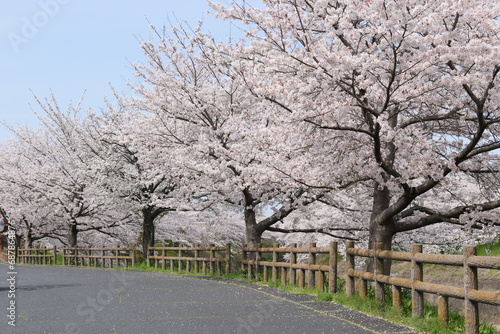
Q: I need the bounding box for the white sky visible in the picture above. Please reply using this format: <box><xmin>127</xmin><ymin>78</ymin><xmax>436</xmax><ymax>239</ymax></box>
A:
<box><xmin>0</xmin><ymin>0</ymin><xmax>246</xmax><ymax>141</ymax></box>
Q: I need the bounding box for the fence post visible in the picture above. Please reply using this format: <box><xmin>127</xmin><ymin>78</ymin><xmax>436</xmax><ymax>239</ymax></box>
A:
<box><xmin>187</xmin><ymin>253</ymin><xmax>191</xmax><ymax>273</ymax></box>
<box><xmin>438</xmin><ymin>295</ymin><xmax>449</xmax><ymax>326</ymax></box>
<box><xmin>179</xmin><ymin>245</ymin><xmax>185</xmax><ymax>273</ymax></box>
<box><xmin>155</xmin><ymin>247</ymin><xmax>159</xmax><ymax>269</ymax></box>
<box><xmin>308</xmin><ymin>242</ymin><xmax>316</xmax><ymax>289</ymax></box>
<box><xmin>289</xmin><ymin>243</ymin><xmax>297</xmax><ymax>285</ymax></box>
<box><xmin>374</xmin><ymin>242</ymin><xmax>385</xmax><ymax>305</ymax></box>
<box><xmin>355</xmin><ymin>240</ymin><xmax>367</xmax><ymax>298</ymax></box>
<box><xmin>202</xmin><ymin>257</ymin><xmax>207</xmax><ymax>275</ymax></box>
<box><xmin>53</xmin><ymin>246</ymin><xmax>57</xmax><ymax>265</ymax></box>
<box><xmin>278</xmin><ymin>245</ymin><xmax>286</xmax><ymax>284</ymax></box>
<box><xmin>225</xmin><ymin>243</ymin><xmax>231</xmax><ymax>274</ymax></box>
<box><xmin>411</xmin><ymin>244</ymin><xmax>424</xmax><ymax>318</ymax></box>
<box><xmin>298</xmin><ymin>267</ymin><xmax>305</xmax><ymax>288</ymax></box>
<box><xmin>464</xmin><ymin>245</ymin><xmax>479</xmax><ymax>334</ymax></box>
<box><xmin>101</xmin><ymin>248</ymin><xmax>105</xmax><ymax>268</ymax></box>
<box><xmin>317</xmin><ymin>270</ymin><xmax>325</xmax><ymax>292</ymax></box>
<box><xmin>161</xmin><ymin>246</ymin><xmax>166</xmax><ymax>270</ymax></box>
<box><xmin>171</xmin><ymin>247</ymin><xmax>175</xmax><ymax>271</ymax></box>
<box><xmin>281</xmin><ymin>266</ymin><xmax>287</xmax><ymax>286</ymax></box>
<box><xmin>253</xmin><ymin>243</ymin><xmax>261</xmax><ymax>281</ymax></box>
<box><xmin>121</xmin><ymin>249</ymin><xmax>125</xmax><ymax>267</ymax></box>
<box><xmin>263</xmin><ymin>265</ymin><xmax>268</xmax><ymax>281</ymax></box>
<box><xmin>131</xmin><ymin>248</ymin><xmax>135</xmax><ymax>267</ymax></box>
<box><xmin>62</xmin><ymin>248</ymin><xmax>66</xmax><ymax>266</ymax></box>
<box><xmin>241</xmin><ymin>244</ymin><xmax>247</xmax><ymax>272</ymax></box>
<box><xmin>346</xmin><ymin>241</ymin><xmax>355</xmax><ymax>297</ymax></box>
<box><xmin>209</xmin><ymin>244</ymin><xmax>215</xmax><ymax>274</ymax></box>
<box><xmin>359</xmin><ymin>276</ymin><xmax>368</xmax><ymax>298</ymax></box>
<box><xmin>392</xmin><ymin>285</ymin><xmax>402</xmax><ymax>311</ymax></box>
<box><xmin>194</xmin><ymin>244</ymin><xmax>200</xmax><ymax>273</ymax></box>
<box><xmin>245</xmin><ymin>244</ymin><xmax>252</xmax><ymax>279</ymax></box>
<box><xmin>329</xmin><ymin>241</ymin><xmax>338</xmax><ymax>293</ymax></box>
<box><xmin>109</xmin><ymin>250</ymin><xmax>113</xmax><ymax>268</ymax></box>
<box><xmin>272</xmin><ymin>243</ymin><xmax>279</xmax><ymax>282</ymax></box>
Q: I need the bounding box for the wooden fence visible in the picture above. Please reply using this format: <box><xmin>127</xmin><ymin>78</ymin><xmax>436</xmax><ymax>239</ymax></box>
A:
<box><xmin>147</xmin><ymin>244</ymin><xmax>231</xmax><ymax>275</ymax></box>
<box><xmin>62</xmin><ymin>247</ymin><xmax>135</xmax><ymax>268</ymax></box>
<box><xmin>17</xmin><ymin>246</ymin><xmax>57</xmax><ymax>265</ymax></box>
<box><xmin>242</xmin><ymin>242</ymin><xmax>338</xmax><ymax>293</ymax></box>
<box><xmin>345</xmin><ymin>241</ymin><xmax>500</xmax><ymax>334</ymax></box>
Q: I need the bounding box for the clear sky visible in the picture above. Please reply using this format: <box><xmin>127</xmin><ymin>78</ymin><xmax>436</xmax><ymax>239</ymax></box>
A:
<box><xmin>0</xmin><ymin>0</ymin><xmax>242</xmax><ymax>141</ymax></box>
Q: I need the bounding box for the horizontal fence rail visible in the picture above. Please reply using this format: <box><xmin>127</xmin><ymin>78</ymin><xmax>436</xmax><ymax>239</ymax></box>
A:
<box><xmin>242</xmin><ymin>242</ymin><xmax>338</xmax><ymax>293</ymax></box>
<box><xmin>17</xmin><ymin>246</ymin><xmax>57</xmax><ymax>265</ymax></box>
<box><xmin>62</xmin><ymin>247</ymin><xmax>135</xmax><ymax>268</ymax></box>
<box><xmin>345</xmin><ymin>241</ymin><xmax>500</xmax><ymax>334</ymax></box>
<box><xmin>147</xmin><ymin>243</ymin><xmax>231</xmax><ymax>275</ymax></box>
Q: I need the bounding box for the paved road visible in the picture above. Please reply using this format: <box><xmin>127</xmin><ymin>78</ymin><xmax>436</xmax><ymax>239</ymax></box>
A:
<box><xmin>0</xmin><ymin>263</ymin><xmax>419</xmax><ymax>334</ymax></box>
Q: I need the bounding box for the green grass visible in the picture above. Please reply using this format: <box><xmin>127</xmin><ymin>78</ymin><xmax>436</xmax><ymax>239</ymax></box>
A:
<box><xmin>477</xmin><ymin>240</ymin><xmax>500</xmax><ymax>256</ymax></box>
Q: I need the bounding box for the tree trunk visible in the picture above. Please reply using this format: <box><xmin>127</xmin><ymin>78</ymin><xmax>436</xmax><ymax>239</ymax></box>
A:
<box><xmin>244</xmin><ymin>207</ymin><xmax>262</xmax><ymax>247</ymax></box>
<box><xmin>142</xmin><ymin>207</ymin><xmax>156</xmax><ymax>257</ymax></box>
<box><xmin>15</xmin><ymin>234</ymin><xmax>22</xmax><ymax>262</ymax></box>
<box><xmin>368</xmin><ymin>184</ymin><xmax>396</xmax><ymax>275</ymax></box>
<box><xmin>141</xmin><ymin>206</ymin><xmax>167</xmax><ymax>256</ymax></box>
<box><xmin>24</xmin><ymin>231</ymin><xmax>33</xmax><ymax>248</ymax></box>
<box><xmin>367</xmin><ymin>111</ymin><xmax>399</xmax><ymax>256</ymax></box>
<box><xmin>67</xmin><ymin>221</ymin><xmax>78</xmax><ymax>248</ymax></box>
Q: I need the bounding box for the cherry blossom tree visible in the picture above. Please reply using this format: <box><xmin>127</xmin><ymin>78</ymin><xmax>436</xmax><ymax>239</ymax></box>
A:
<box><xmin>130</xmin><ymin>22</ymin><xmax>327</xmax><ymax>247</ymax></box>
<box><xmin>0</xmin><ymin>96</ymin><xmax>131</xmax><ymax>247</ymax></box>
<box><xmin>79</xmin><ymin>102</ymin><xmax>188</xmax><ymax>255</ymax></box>
<box><xmin>211</xmin><ymin>0</ymin><xmax>500</xmax><ymax>253</ymax></box>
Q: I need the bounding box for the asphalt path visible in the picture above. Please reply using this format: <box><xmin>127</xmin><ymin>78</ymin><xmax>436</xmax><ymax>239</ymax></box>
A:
<box><xmin>0</xmin><ymin>263</ymin><xmax>420</xmax><ymax>334</ymax></box>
